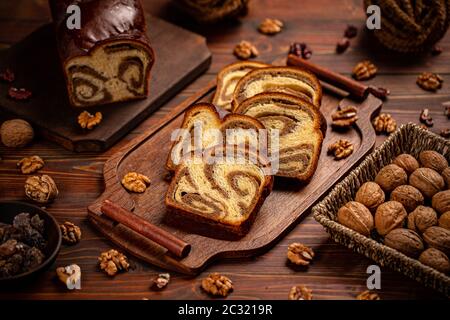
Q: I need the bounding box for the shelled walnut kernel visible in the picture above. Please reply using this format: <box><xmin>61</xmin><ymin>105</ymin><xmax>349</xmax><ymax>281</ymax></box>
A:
<box><xmin>416</xmin><ymin>72</ymin><xmax>443</xmax><ymax>91</ymax></box>
<box><xmin>98</xmin><ymin>249</ymin><xmax>130</xmax><ymax>276</ymax></box>
<box><xmin>287</xmin><ymin>243</ymin><xmax>314</xmax><ymax>266</ymax></box>
<box><xmin>288</xmin><ymin>285</ymin><xmax>312</xmax><ymax>300</ymax></box>
<box><xmin>372</xmin><ymin>113</ymin><xmax>397</xmax><ymax>135</ymax></box>
<box><xmin>60</xmin><ymin>221</ymin><xmax>82</xmax><ymax>245</ymax></box>
<box><xmin>233</xmin><ymin>41</ymin><xmax>259</xmax><ymax>60</ymax></box>
<box><xmin>78</xmin><ymin>111</ymin><xmax>102</xmax><ymax>130</ymax></box>
<box><xmin>17</xmin><ymin>156</ymin><xmax>44</xmax><ymax>174</ymax></box>
<box><xmin>331</xmin><ymin>106</ymin><xmax>358</xmax><ymax>128</ymax></box>
<box><xmin>121</xmin><ymin>172</ymin><xmax>151</xmax><ymax>193</ymax></box>
<box><xmin>352</xmin><ymin>60</ymin><xmax>377</xmax><ymax>80</ymax></box>
<box><xmin>327</xmin><ymin>139</ymin><xmax>353</xmax><ymax>160</ymax></box>
<box><xmin>201</xmin><ymin>273</ymin><xmax>233</xmax><ymax>297</ymax></box>
<box><xmin>356</xmin><ymin>290</ymin><xmax>380</xmax><ymax>300</ymax></box>
<box><xmin>258</xmin><ymin>18</ymin><xmax>283</xmax><ymax>35</ymax></box>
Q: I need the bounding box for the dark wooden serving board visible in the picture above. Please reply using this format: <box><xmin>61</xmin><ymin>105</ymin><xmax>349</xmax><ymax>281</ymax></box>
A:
<box><xmin>87</xmin><ymin>80</ymin><xmax>383</xmax><ymax>275</ymax></box>
<box><xmin>0</xmin><ymin>16</ymin><xmax>211</xmax><ymax>152</ymax></box>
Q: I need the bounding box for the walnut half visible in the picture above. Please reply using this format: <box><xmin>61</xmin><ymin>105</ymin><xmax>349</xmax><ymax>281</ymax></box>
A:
<box><xmin>98</xmin><ymin>249</ymin><xmax>130</xmax><ymax>276</ymax></box>
<box><xmin>201</xmin><ymin>273</ymin><xmax>233</xmax><ymax>297</ymax></box>
<box><xmin>17</xmin><ymin>155</ymin><xmax>44</xmax><ymax>174</ymax></box>
<box><xmin>121</xmin><ymin>172</ymin><xmax>151</xmax><ymax>193</ymax></box>
<box><xmin>78</xmin><ymin>111</ymin><xmax>102</xmax><ymax>130</ymax></box>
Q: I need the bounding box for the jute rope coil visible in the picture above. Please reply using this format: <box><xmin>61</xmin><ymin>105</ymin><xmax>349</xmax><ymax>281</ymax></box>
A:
<box><xmin>364</xmin><ymin>0</ymin><xmax>450</xmax><ymax>53</ymax></box>
<box><xmin>173</xmin><ymin>0</ymin><xmax>249</xmax><ymax>23</ymax></box>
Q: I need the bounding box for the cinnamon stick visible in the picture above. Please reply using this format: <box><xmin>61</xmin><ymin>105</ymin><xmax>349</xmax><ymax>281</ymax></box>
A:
<box><xmin>100</xmin><ymin>200</ymin><xmax>191</xmax><ymax>258</ymax></box>
<box><xmin>287</xmin><ymin>54</ymin><xmax>389</xmax><ymax>100</ymax></box>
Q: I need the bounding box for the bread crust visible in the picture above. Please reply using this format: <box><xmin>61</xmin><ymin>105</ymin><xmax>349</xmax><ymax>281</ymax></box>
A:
<box><xmin>231</xmin><ymin>66</ymin><xmax>322</xmax><ymax>110</ymax></box>
<box><xmin>234</xmin><ymin>92</ymin><xmax>324</xmax><ymax>182</ymax></box>
<box><xmin>165</xmin><ymin>145</ymin><xmax>274</xmax><ymax>238</ymax></box>
<box><xmin>213</xmin><ymin>61</ymin><xmax>269</xmax><ymax>111</ymax></box>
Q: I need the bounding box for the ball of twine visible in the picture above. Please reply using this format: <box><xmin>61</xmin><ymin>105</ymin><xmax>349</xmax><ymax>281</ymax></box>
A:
<box><xmin>173</xmin><ymin>0</ymin><xmax>249</xmax><ymax>23</ymax></box>
<box><xmin>364</xmin><ymin>0</ymin><xmax>450</xmax><ymax>53</ymax></box>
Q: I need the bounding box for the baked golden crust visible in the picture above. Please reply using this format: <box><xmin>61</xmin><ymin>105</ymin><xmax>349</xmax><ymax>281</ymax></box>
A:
<box><xmin>165</xmin><ymin>145</ymin><xmax>273</xmax><ymax>238</ymax></box>
<box><xmin>165</xmin><ymin>103</ymin><xmax>265</xmax><ymax>172</ymax></box>
<box><xmin>234</xmin><ymin>92</ymin><xmax>324</xmax><ymax>182</ymax></box>
<box><xmin>212</xmin><ymin>61</ymin><xmax>268</xmax><ymax>111</ymax></box>
<box><xmin>232</xmin><ymin>66</ymin><xmax>322</xmax><ymax>109</ymax></box>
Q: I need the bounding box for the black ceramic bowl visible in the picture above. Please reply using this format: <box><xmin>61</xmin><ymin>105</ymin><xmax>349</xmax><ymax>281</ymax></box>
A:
<box><xmin>0</xmin><ymin>201</ymin><xmax>61</xmax><ymax>286</ymax></box>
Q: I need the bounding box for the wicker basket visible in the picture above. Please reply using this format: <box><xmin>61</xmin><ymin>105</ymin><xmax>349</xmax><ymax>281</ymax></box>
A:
<box><xmin>312</xmin><ymin>123</ymin><xmax>450</xmax><ymax>297</ymax></box>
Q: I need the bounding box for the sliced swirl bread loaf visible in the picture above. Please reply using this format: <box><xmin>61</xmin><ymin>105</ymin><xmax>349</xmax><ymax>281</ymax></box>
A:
<box><xmin>234</xmin><ymin>93</ymin><xmax>325</xmax><ymax>182</ymax></box>
<box><xmin>212</xmin><ymin>61</ymin><xmax>268</xmax><ymax>111</ymax></box>
<box><xmin>166</xmin><ymin>103</ymin><xmax>266</xmax><ymax>172</ymax></box>
<box><xmin>165</xmin><ymin>145</ymin><xmax>273</xmax><ymax>237</ymax></box>
<box><xmin>232</xmin><ymin>66</ymin><xmax>322</xmax><ymax>109</ymax></box>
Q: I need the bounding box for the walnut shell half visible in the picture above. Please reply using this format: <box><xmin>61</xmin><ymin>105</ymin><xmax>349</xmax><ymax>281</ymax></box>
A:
<box><xmin>375</xmin><ymin>164</ymin><xmax>407</xmax><ymax>192</ymax></box>
<box><xmin>419</xmin><ymin>248</ymin><xmax>450</xmax><ymax>274</ymax></box>
<box><xmin>384</xmin><ymin>228</ymin><xmax>424</xmax><ymax>258</ymax></box>
<box><xmin>355</xmin><ymin>182</ymin><xmax>385</xmax><ymax>211</ymax></box>
<box><xmin>431</xmin><ymin>190</ymin><xmax>450</xmax><ymax>215</ymax></box>
<box><xmin>375</xmin><ymin>201</ymin><xmax>407</xmax><ymax>236</ymax></box>
<box><xmin>337</xmin><ymin>201</ymin><xmax>374</xmax><ymax>236</ymax></box>
<box><xmin>409</xmin><ymin>168</ymin><xmax>445</xmax><ymax>199</ymax></box>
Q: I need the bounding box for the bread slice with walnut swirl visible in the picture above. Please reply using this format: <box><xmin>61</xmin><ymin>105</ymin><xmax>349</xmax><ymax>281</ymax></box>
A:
<box><xmin>165</xmin><ymin>103</ymin><xmax>266</xmax><ymax>172</ymax></box>
<box><xmin>212</xmin><ymin>61</ymin><xmax>268</xmax><ymax>111</ymax></box>
<box><xmin>165</xmin><ymin>145</ymin><xmax>273</xmax><ymax>237</ymax></box>
<box><xmin>234</xmin><ymin>93</ymin><xmax>325</xmax><ymax>182</ymax></box>
<box><xmin>232</xmin><ymin>66</ymin><xmax>322</xmax><ymax>109</ymax></box>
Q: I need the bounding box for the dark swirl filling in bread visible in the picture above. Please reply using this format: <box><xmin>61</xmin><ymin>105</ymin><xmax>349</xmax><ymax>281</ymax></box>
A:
<box><xmin>234</xmin><ymin>93</ymin><xmax>325</xmax><ymax>181</ymax></box>
<box><xmin>165</xmin><ymin>145</ymin><xmax>273</xmax><ymax>237</ymax></box>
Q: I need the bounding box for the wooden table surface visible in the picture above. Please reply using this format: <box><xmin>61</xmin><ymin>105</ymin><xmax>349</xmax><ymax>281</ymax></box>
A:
<box><xmin>0</xmin><ymin>0</ymin><xmax>449</xmax><ymax>300</ymax></box>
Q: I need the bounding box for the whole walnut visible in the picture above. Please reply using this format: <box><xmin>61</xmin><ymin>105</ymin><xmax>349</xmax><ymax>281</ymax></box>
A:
<box><xmin>431</xmin><ymin>190</ymin><xmax>450</xmax><ymax>214</ymax></box>
<box><xmin>0</xmin><ymin>119</ymin><xmax>34</xmax><ymax>148</ymax></box>
<box><xmin>439</xmin><ymin>211</ymin><xmax>450</xmax><ymax>230</ymax></box>
<box><xmin>337</xmin><ymin>201</ymin><xmax>374</xmax><ymax>236</ymax></box>
<box><xmin>419</xmin><ymin>248</ymin><xmax>450</xmax><ymax>274</ymax></box>
<box><xmin>375</xmin><ymin>201</ymin><xmax>407</xmax><ymax>236</ymax></box>
<box><xmin>442</xmin><ymin>167</ymin><xmax>450</xmax><ymax>188</ymax></box>
<box><xmin>392</xmin><ymin>154</ymin><xmax>419</xmax><ymax>175</ymax></box>
<box><xmin>407</xmin><ymin>206</ymin><xmax>438</xmax><ymax>233</ymax></box>
<box><xmin>384</xmin><ymin>228</ymin><xmax>424</xmax><ymax>258</ymax></box>
<box><xmin>419</xmin><ymin>150</ymin><xmax>448</xmax><ymax>172</ymax></box>
<box><xmin>390</xmin><ymin>185</ymin><xmax>424</xmax><ymax>212</ymax></box>
<box><xmin>375</xmin><ymin>164</ymin><xmax>407</xmax><ymax>192</ymax></box>
<box><xmin>355</xmin><ymin>182</ymin><xmax>385</xmax><ymax>211</ymax></box>
<box><xmin>422</xmin><ymin>226</ymin><xmax>450</xmax><ymax>255</ymax></box>
<box><xmin>409</xmin><ymin>168</ymin><xmax>445</xmax><ymax>198</ymax></box>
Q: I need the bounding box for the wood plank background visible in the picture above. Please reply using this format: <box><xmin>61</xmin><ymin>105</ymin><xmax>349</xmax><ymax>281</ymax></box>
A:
<box><xmin>0</xmin><ymin>0</ymin><xmax>449</xmax><ymax>300</ymax></box>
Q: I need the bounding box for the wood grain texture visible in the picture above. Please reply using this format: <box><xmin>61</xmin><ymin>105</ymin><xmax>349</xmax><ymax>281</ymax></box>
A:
<box><xmin>87</xmin><ymin>83</ymin><xmax>382</xmax><ymax>274</ymax></box>
<box><xmin>0</xmin><ymin>15</ymin><xmax>211</xmax><ymax>152</ymax></box>
<box><xmin>0</xmin><ymin>0</ymin><xmax>449</xmax><ymax>300</ymax></box>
